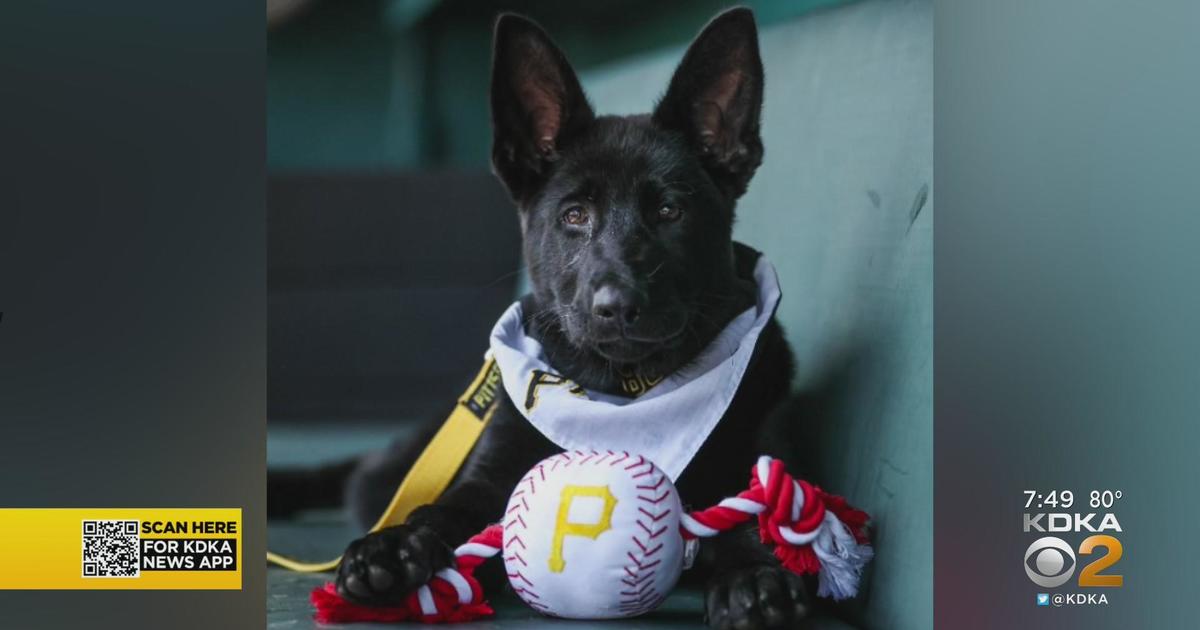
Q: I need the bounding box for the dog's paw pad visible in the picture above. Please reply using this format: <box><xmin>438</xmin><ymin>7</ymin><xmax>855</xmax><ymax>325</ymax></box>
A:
<box><xmin>334</xmin><ymin>524</ymin><xmax>453</xmax><ymax>606</ymax></box>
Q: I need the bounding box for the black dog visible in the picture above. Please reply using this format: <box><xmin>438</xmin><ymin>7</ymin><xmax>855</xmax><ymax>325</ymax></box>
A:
<box><xmin>272</xmin><ymin>9</ymin><xmax>810</xmax><ymax>629</ymax></box>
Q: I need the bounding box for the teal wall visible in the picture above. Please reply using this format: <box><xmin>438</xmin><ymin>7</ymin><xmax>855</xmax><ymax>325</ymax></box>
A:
<box><xmin>267</xmin><ymin>0</ymin><xmax>852</xmax><ymax>171</ymax></box>
<box><xmin>268</xmin><ymin>1</ymin><xmax>427</xmax><ymax>170</ymax></box>
<box><xmin>582</xmin><ymin>2</ymin><xmax>932</xmax><ymax>628</ymax></box>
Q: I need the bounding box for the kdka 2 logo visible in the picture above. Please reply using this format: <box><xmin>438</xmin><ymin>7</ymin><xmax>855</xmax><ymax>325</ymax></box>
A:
<box><xmin>1022</xmin><ymin>490</ymin><xmax>1124</xmax><ymax>592</ymax></box>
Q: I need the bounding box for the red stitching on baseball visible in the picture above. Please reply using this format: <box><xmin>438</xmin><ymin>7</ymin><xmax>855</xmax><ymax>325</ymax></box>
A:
<box><xmin>621</xmin><ymin>573</ymin><xmax>653</xmax><ymax>587</ymax></box>
<box><xmin>637</xmin><ymin>490</ymin><xmax>671</xmax><ymax>504</ymax></box>
<box><xmin>624</xmin><ymin>588</ymin><xmax>658</xmax><ymax>603</ymax></box>
<box><xmin>637</xmin><ymin>589</ymin><xmax>659</xmax><ymax>603</ymax></box>
<box><xmin>623</xmin><ymin>589</ymin><xmax>659</xmax><ymax>605</ymax></box>
<box><xmin>636</xmin><ymin>476</ymin><xmax>666</xmax><ymax>491</ymax></box>
<box><xmin>624</xmin><ymin>552</ymin><xmax>662</xmax><ymax>571</ymax></box>
<box><xmin>609</xmin><ymin>452</ymin><xmax>629</xmax><ymax>467</ymax></box>
<box><xmin>613</xmin><ymin>459</ymin><xmax>669</xmax><ymax>616</ymax></box>
<box><xmin>633</xmin><ymin>590</ymin><xmax>672</xmax><ymax>609</ymax></box>
<box><xmin>631</xmin><ymin>537</ymin><xmax>663</xmax><ymax>557</ymax></box>
<box><xmin>638</xmin><ymin>507</ymin><xmax>671</xmax><ymax>522</ymax></box>
<box><xmin>508</xmin><ymin>570</ymin><xmax>534</xmax><ymax>587</ymax></box>
<box><xmin>619</xmin><ymin>581</ymin><xmax>654</xmax><ymax>597</ymax></box>
<box><xmin>504</xmin><ymin>463</ymin><xmax>542</xmax><ymax>606</ymax></box>
<box><xmin>618</xmin><ymin>594</ymin><xmax>658</xmax><ymax>610</ymax></box>
<box><xmin>514</xmin><ymin>587</ymin><xmax>543</xmax><ymax>601</ymax></box>
<box><xmin>636</xmin><ymin>521</ymin><xmax>669</xmax><ymax>539</ymax></box>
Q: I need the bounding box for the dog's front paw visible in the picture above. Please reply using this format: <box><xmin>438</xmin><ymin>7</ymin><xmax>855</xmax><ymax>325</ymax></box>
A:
<box><xmin>335</xmin><ymin>524</ymin><xmax>455</xmax><ymax>606</ymax></box>
<box><xmin>705</xmin><ymin>565</ymin><xmax>811</xmax><ymax>630</ymax></box>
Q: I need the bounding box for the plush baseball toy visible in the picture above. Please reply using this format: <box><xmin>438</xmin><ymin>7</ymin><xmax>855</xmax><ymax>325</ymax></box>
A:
<box><xmin>311</xmin><ymin>451</ymin><xmax>872</xmax><ymax>624</ymax></box>
<box><xmin>501</xmin><ymin>451</ymin><xmax>688</xmax><ymax>618</ymax></box>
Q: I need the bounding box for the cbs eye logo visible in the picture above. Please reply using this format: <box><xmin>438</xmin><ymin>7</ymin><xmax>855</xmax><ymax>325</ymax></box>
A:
<box><xmin>1024</xmin><ymin>537</ymin><xmax>1075</xmax><ymax>587</ymax></box>
<box><xmin>1024</xmin><ymin>535</ymin><xmax>1123</xmax><ymax>588</ymax></box>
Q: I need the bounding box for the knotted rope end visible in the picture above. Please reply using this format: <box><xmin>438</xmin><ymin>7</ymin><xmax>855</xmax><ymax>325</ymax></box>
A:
<box><xmin>682</xmin><ymin>456</ymin><xmax>874</xmax><ymax>601</ymax></box>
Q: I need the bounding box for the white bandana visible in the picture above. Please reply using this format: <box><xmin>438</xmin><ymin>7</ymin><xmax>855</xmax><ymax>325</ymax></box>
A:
<box><xmin>488</xmin><ymin>255</ymin><xmax>782</xmax><ymax>480</ymax></box>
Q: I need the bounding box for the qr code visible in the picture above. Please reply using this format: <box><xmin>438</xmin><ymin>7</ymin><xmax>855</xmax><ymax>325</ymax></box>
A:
<box><xmin>82</xmin><ymin>520</ymin><xmax>140</xmax><ymax>577</ymax></box>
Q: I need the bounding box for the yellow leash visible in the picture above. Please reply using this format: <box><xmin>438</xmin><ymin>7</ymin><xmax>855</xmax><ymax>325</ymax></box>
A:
<box><xmin>266</xmin><ymin>356</ymin><xmax>503</xmax><ymax>572</ymax></box>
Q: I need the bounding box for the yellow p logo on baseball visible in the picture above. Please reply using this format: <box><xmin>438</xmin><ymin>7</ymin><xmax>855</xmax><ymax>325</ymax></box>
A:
<box><xmin>548</xmin><ymin>485</ymin><xmax>617</xmax><ymax>573</ymax></box>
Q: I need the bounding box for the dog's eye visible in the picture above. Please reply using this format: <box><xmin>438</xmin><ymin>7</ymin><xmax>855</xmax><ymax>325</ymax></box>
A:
<box><xmin>561</xmin><ymin>206</ymin><xmax>590</xmax><ymax>226</ymax></box>
<box><xmin>657</xmin><ymin>204</ymin><xmax>683</xmax><ymax>222</ymax></box>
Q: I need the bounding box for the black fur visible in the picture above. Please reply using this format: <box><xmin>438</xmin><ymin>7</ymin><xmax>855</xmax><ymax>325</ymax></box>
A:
<box><xmin>272</xmin><ymin>9</ymin><xmax>809</xmax><ymax>629</ymax></box>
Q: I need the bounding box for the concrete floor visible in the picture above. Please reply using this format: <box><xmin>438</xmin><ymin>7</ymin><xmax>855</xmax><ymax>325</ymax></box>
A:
<box><xmin>267</xmin><ymin>424</ymin><xmax>857</xmax><ymax>629</ymax></box>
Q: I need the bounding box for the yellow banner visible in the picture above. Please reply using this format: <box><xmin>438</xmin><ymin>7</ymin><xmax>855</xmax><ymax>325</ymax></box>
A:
<box><xmin>0</xmin><ymin>508</ymin><xmax>242</xmax><ymax>589</ymax></box>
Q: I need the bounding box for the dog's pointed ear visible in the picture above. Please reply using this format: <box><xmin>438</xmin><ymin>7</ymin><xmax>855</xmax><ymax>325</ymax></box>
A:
<box><xmin>654</xmin><ymin>8</ymin><xmax>764</xmax><ymax>199</ymax></box>
<box><xmin>490</xmin><ymin>14</ymin><xmax>594</xmax><ymax>202</ymax></box>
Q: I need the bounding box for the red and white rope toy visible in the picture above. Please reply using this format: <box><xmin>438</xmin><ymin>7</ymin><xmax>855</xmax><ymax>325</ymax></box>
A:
<box><xmin>311</xmin><ymin>453</ymin><xmax>872</xmax><ymax>624</ymax></box>
<box><xmin>681</xmin><ymin>455</ymin><xmax>873</xmax><ymax>600</ymax></box>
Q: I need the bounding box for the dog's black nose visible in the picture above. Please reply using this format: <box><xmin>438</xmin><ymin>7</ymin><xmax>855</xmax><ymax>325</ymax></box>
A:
<box><xmin>592</xmin><ymin>285</ymin><xmax>642</xmax><ymax>326</ymax></box>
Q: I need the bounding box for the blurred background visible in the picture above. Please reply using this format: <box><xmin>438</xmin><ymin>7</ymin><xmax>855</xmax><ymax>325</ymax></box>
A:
<box><xmin>267</xmin><ymin>1</ymin><xmax>930</xmax><ymax>628</ymax></box>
